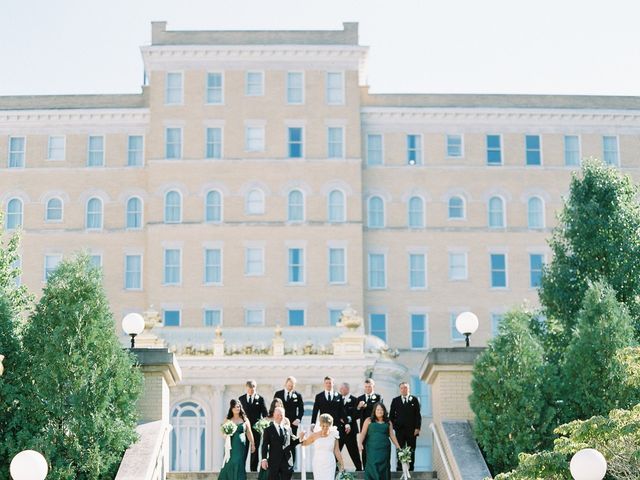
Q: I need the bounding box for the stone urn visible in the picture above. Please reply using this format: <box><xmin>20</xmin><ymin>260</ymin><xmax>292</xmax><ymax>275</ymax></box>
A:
<box><xmin>338</xmin><ymin>306</ymin><xmax>363</xmax><ymax>332</ymax></box>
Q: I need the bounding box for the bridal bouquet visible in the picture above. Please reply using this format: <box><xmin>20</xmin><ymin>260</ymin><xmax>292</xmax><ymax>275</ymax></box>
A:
<box><xmin>335</xmin><ymin>472</ymin><xmax>355</xmax><ymax>480</ymax></box>
<box><xmin>254</xmin><ymin>417</ymin><xmax>271</xmax><ymax>434</ymax></box>
<box><xmin>398</xmin><ymin>446</ymin><xmax>412</xmax><ymax>479</ymax></box>
<box><xmin>220</xmin><ymin>420</ymin><xmax>237</xmax><ymax>436</ymax></box>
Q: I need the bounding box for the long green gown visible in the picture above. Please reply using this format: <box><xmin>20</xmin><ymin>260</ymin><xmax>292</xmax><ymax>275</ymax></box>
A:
<box><xmin>218</xmin><ymin>422</ymin><xmax>247</xmax><ymax>480</ymax></box>
<box><xmin>364</xmin><ymin>421</ymin><xmax>391</xmax><ymax>480</ymax></box>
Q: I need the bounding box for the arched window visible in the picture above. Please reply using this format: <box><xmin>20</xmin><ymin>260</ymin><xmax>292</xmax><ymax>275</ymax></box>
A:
<box><xmin>327</xmin><ymin>190</ymin><xmax>345</xmax><ymax>223</ymax></box>
<box><xmin>488</xmin><ymin>196</ymin><xmax>505</xmax><ymax>228</ymax></box>
<box><xmin>45</xmin><ymin>198</ymin><xmax>63</xmax><ymax>221</ymax></box>
<box><xmin>448</xmin><ymin>196</ymin><xmax>465</xmax><ymax>219</ymax></box>
<box><xmin>287</xmin><ymin>190</ymin><xmax>304</xmax><ymax>222</ymax></box>
<box><xmin>527</xmin><ymin>197</ymin><xmax>545</xmax><ymax>229</ymax></box>
<box><xmin>246</xmin><ymin>189</ymin><xmax>265</xmax><ymax>215</ymax></box>
<box><xmin>408</xmin><ymin>196</ymin><xmax>425</xmax><ymax>228</ymax></box>
<box><xmin>205</xmin><ymin>190</ymin><xmax>222</xmax><ymax>223</ymax></box>
<box><xmin>86</xmin><ymin>197</ymin><xmax>103</xmax><ymax>230</ymax></box>
<box><xmin>6</xmin><ymin>198</ymin><xmax>23</xmax><ymax>230</ymax></box>
<box><xmin>126</xmin><ymin>197</ymin><xmax>143</xmax><ymax>229</ymax></box>
<box><xmin>164</xmin><ymin>190</ymin><xmax>181</xmax><ymax>223</ymax></box>
<box><xmin>170</xmin><ymin>401</ymin><xmax>206</xmax><ymax>472</ymax></box>
<box><xmin>367</xmin><ymin>196</ymin><xmax>385</xmax><ymax>228</ymax></box>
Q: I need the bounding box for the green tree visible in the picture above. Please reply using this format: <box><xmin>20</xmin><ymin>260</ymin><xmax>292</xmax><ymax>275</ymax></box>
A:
<box><xmin>0</xmin><ymin>212</ymin><xmax>34</xmax><ymax>313</ymax></box>
<box><xmin>561</xmin><ymin>281</ymin><xmax>639</xmax><ymax>422</ymax></box>
<box><xmin>470</xmin><ymin>309</ymin><xmax>557</xmax><ymax>474</ymax></box>
<box><xmin>18</xmin><ymin>255</ymin><xmax>143</xmax><ymax>480</ymax></box>
<box><xmin>539</xmin><ymin>159</ymin><xmax>640</xmax><ymax>339</ymax></box>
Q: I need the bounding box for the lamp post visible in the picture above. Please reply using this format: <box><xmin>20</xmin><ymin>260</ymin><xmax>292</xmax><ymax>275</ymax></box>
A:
<box><xmin>122</xmin><ymin>312</ymin><xmax>145</xmax><ymax>348</ymax></box>
<box><xmin>570</xmin><ymin>448</ymin><xmax>607</xmax><ymax>480</ymax></box>
<box><xmin>10</xmin><ymin>450</ymin><xmax>48</xmax><ymax>480</ymax></box>
<box><xmin>455</xmin><ymin>311</ymin><xmax>479</xmax><ymax>347</ymax></box>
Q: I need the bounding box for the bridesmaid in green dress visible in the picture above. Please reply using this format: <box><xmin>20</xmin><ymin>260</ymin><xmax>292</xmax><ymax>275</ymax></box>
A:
<box><xmin>359</xmin><ymin>403</ymin><xmax>401</xmax><ymax>480</ymax></box>
<box><xmin>219</xmin><ymin>399</ymin><xmax>255</xmax><ymax>480</ymax></box>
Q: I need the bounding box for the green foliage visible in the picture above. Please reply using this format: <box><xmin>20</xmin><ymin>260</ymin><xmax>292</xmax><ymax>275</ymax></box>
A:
<box><xmin>470</xmin><ymin>309</ymin><xmax>557</xmax><ymax>474</ymax></box>
<box><xmin>539</xmin><ymin>159</ymin><xmax>640</xmax><ymax>339</ymax></box>
<box><xmin>561</xmin><ymin>282</ymin><xmax>639</xmax><ymax>422</ymax></box>
<box><xmin>17</xmin><ymin>255</ymin><xmax>143</xmax><ymax>480</ymax></box>
<box><xmin>493</xmin><ymin>451</ymin><xmax>569</xmax><ymax>480</ymax></box>
<box><xmin>0</xmin><ymin>212</ymin><xmax>34</xmax><ymax>314</ymax></box>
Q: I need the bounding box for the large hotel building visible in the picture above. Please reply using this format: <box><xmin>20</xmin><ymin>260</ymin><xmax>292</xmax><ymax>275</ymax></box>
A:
<box><xmin>2</xmin><ymin>22</ymin><xmax>640</xmax><ymax>472</ymax></box>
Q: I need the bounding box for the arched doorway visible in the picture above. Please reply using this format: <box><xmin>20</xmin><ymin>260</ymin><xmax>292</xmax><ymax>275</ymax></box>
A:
<box><xmin>170</xmin><ymin>401</ymin><xmax>207</xmax><ymax>471</ymax></box>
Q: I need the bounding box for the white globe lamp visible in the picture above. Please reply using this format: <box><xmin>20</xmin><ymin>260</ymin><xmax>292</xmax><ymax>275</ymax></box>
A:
<box><xmin>570</xmin><ymin>448</ymin><xmax>607</xmax><ymax>480</ymax></box>
<box><xmin>122</xmin><ymin>312</ymin><xmax>145</xmax><ymax>348</ymax></box>
<box><xmin>10</xmin><ymin>450</ymin><xmax>48</xmax><ymax>480</ymax></box>
<box><xmin>455</xmin><ymin>311</ymin><xmax>479</xmax><ymax>347</ymax></box>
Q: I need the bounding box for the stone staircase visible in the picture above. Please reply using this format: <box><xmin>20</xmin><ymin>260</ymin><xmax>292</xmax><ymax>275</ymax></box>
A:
<box><xmin>168</xmin><ymin>472</ymin><xmax>436</xmax><ymax>480</ymax></box>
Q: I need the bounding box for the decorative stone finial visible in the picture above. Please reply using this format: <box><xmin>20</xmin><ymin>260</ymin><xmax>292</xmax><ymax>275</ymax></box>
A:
<box><xmin>142</xmin><ymin>306</ymin><xmax>161</xmax><ymax>330</ymax></box>
<box><xmin>338</xmin><ymin>305</ymin><xmax>363</xmax><ymax>331</ymax></box>
<box><xmin>215</xmin><ymin>325</ymin><xmax>223</xmax><ymax>338</ymax></box>
<box><xmin>274</xmin><ymin>323</ymin><xmax>282</xmax><ymax>338</ymax></box>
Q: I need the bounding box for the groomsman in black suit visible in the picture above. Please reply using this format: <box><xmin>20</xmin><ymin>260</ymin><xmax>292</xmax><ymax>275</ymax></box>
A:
<box><xmin>310</xmin><ymin>376</ymin><xmax>346</xmax><ymax>429</ymax></box>
<box><xmin>389</xmin><ymin>381</ymin><xmax>421</xmax><ymax>471</ymax></box>
<box><xmin>239</xmin><ymin>379</ymin><xmax>269</xmax><ymax>471</ymax></box>
<box><xmin>261</xmin><ymin>407</ymin><xmax>303</xmax><ymax>480</ymax></box>
<box><xmin>273</xmin><ymin>376</ymin><xmax>304</xmax><ymax>463</ymax></box>
<box><xmin>356</xmin><ymin>378</ymin><xmax>384</xmax><ymax>466</ymax></box>
<box><xmin>338</xmin><ymin>382</ymin><xmax>363</xmax><ymax>471</ymax></box>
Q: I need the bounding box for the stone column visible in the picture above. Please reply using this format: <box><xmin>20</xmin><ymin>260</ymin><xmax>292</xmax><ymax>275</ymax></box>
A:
<box><xmin>212</xmin><ymin>385</ymin><xmax>226</xmax><ymax>472</ymax></box>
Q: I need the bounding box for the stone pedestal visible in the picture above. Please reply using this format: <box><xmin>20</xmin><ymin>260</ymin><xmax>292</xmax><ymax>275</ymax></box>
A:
<box><xmin>272</xmin><ymin>337</ymin><xmax>285</xmax><ymax>356</ymax></box>
<box><xmin>332</xmin><ymin>332</ymin><xmax>365</xmax><ymax>356</ymax></box>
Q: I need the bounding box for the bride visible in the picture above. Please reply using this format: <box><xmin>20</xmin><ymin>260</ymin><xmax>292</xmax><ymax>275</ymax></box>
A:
<box><xmin>301</xmin><ymin>413</ymin><xmax>345</xmax><ymax>479</ymax></box>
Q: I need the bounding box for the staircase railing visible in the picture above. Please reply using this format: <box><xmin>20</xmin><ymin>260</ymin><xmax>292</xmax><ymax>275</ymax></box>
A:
<box><xmin>115</xmin><ymin>420</ymin><xmax>171</xmax><ymax>480</ymax></box>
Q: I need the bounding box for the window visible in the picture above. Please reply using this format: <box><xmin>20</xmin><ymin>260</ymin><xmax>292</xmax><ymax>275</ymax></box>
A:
<box><xmin>407</xmin><ymin>134</ymin><xmax>422</xmax><ymax>165</ymax></box>
<box><xmin>411</xmin><ymin>314</ymin><xmax>428</xmax><ymax>349</ymax></box>
<box><xmin>329</xmin><ymin>248</ymin><xmax>346</xmax><ymax>283</ymax></box>
<box><xmin>90</xmin><ymin>255</ymin><xmax>102</xmax><ymax>269</ymax></box>
<box><xmin>165</xmin><ymin>72</ymin><xmax>183</xmax><ymax>104</ymax></box>
<box><xmin>368</xmin><ymin>253</ymin><xmax>386</xmax><ymax>289</ymax></box>
<box><xmin>246</xmin><ymin>189</ymin><xmax>265</xmax><ymax>215</ymax></box>
<box><xmin>448</xmin><ymin>196</ymin><xmax>465</xmax><ymax>219</ymax></box>
<box><xmin>367</xmin><ymin>196</ymin><xmax>384</xmax><ymax>228</ymax></box>
<box><xmin>245</xmin><ymin>248</ymin><xmax>264</xmax><ymax>275</ymax></box>
<box><xmin>245</xmin><ymin>71</ymin><xmax>264</xmax><ymax>96</ymax></box>
<box><xmin>288</xmin><ymin>127</ymin><xmax>303</xmax><ymax>158</ymax></box>
<box><xmin>446</xmin><ymin>134</ymin><xmax>463</xmax><ymax>158</ymax></box>
<box><xmin>328</xmin><ymin>190</ymin><xmax>345</xmax><ymax>223</ymax></box>
<box><xmin>164</xmin><ymin>191</ymin><xmax>182</xmax><ymax>223</ymax></box>
<box><xmin>491</xmin><ymin>313</ymin><xmax>505</xmax><ymax>336</ymax></box>
<box><xmin>165</xmin><ymin>127</ymin><xmax>182</xmax><ymax>159</ymax></box>
<box><xmin>449</xmin><ymin>252</ymin><xmax>467</xmax><ymax>280</ymax></box>
<box><xmin>288</xmin><ymin>248</ymin><xmax>304</xmax><ymax>283</ymax></box>
<box><xmin>245</xmin><ymin>309</ymin><xmax>264</xmax><ymax>326</ymax></box>
<box><xmin>411</xmin><ymin>376</ymin><xmax>432</xmax><ymax>416</ymax></box>
<box><xmin>8</xmin><ymin>137</ymin><xmax>25</xmax><ymax>168</ymax></box>
<box><xmin>205</xmin><ymin>190</ymin><xmax>222</xmax><ymax>223</ymax></box>
<box><xmin>527</xmin><ymin>197</ymin><xmax>544</xmax><ymax>229</ymax></box>
<box><xmin>48</xmin><ymin>135</ymin><xmax>65</xmax><ymax>160</ymax></box>
<box><xmin>409</xmin><ymin>253</ymin><xmax>426</xmax><ymax>289</ymax></box>
<box><xmin>85</xmin><ymin>198</ymin><xmax>103</xmax><ymax>230</ymax></box>
<box><xmin>6</xmin><ymin>198</ymin><xmax>22</xmax><ymax>230</ymax></box>
<box><xmin>530</xmin><ymin>254</ymin><xmax>544</xmax><ymax>288</ymax></box>
<box><xmin>204</xmin><ymin>249</ymin><xmax>222</xmax><ymax>284</ymax></box>
<box><xmin>87</xmin><ymin>135</ymin><xmax>104</xmax><ymax>166</ymax></box>
<box><xmin>126</xmin><ymin>197</ymin><xmax>143</xmax><ymax>229</ymax></box>
<box><xmin>329</xmin><ymin>309</ymin><xmax>342</xmax><ymax>326</ymax></box>
<box><xmin>163</xmin><ymin>310</ymin><xmax>180</xmax><ymax>327</ymax></box>
<box><xmin>490</xmin><ymin>253</ymin><xmax>507</xmax><ymax>288</ymax></box>
<box><xmin>206</xmin><ymin>72</ymin><xmax>223</xmax><ymax>104</ymax></box>
<box><xmin>245</xmin><ymin>126</ymin><xmax>265</xmax><ymax>152</ymax></box>
<box><xmin>488</xmin><ymin>196</ymin><xmax>505</xmax><ymax>228</ymax></box>
<box><xmin>408</xmin><ymin>196</ymin><xmax>424</xmax><ymax>228</ymax></box>
<box><xmin>203</xmin><ymin>309</ymin><xmax>221</xmax><ymax>327</ymax></box>
<box><xmin>127</xmin><ymin>135</ymin><xmax>143</xmax><ymax>166</ymax></box>
<box><xmin>286</xmin><ymin>72</ymin><xmax>303</xmax><ymax>104</ymax></box>
<box><xmin>564</xmin><ymin>135</ymin><xmax>580</xmax><ymax>166</ymax></box>
<box><xmin>163</xmin><ymin>249</ymin><xmax>181</xmax><ymax>285</ymax></box>
<box><xmin>367</xmin><ymin>134</ymin><xmax>383</xmax><ymax>165</ymax></box>
<box><xmin>45</xmin><ymin>198</ymin><xmax>63</xmax><ymax>221</ymax></box>
<box><xmin>486</xmin><ymin>134</ymin><xmax>502</xmax><ymax>165</ymax></box>
<box><xmin>603</xmin><ymin>136</ymin><xmax>619</xmax><ymax>165</ymax></box>
<box><xmin>287</xmin><ymin>190</ymin><xmax>304</xmax><ymax>222</ymax></box>
<box><xmin>525</xmin><ymin>135</ymin><xmax>541</xmax><ymax>166</ymax></box>
<box><xmin>326</xmin><ymin>72</ymin><xmax>344</xmax><ymax>104</ymax></box>
<box><xmin>44</xmin><ymin>254</ymin><xmax>62</xmax><ymax>280</ymax></box>
<box><xmin>370</xmin><ymin>313</ymin><xmax>387</xmax><ymax>342</ymax></box>
<box><xmin>206</xmin><ymin>127</ymin><xmax>222</xmax><ymax>159</ymax></box>
<box><xmin>288</xmin><ymin>309</ymin><xmax>305</xmax><ymax>326</ymax></box>
<box><xmin>327</xmin><ymin>127</ymin><xmax>344</xmax><ymax>159</ymax></box>
<box><xmin>124</xmin><ymin>255</ymin><xmax>142</xmax><ymax>290</ymax></box>
<box><xmin>450</xmin><ymin>313</ymin><xmax>466</xmax><ymax>341</ymax></box>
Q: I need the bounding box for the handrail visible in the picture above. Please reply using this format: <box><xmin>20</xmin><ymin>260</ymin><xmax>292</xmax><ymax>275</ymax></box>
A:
<box><xmin>430</xmin><ymin>422</ymin><xmax>454</xmax><ymax>480</ymax></box>
<box><xmin>115</xmin><ymin>420</ymin><xmax>170</xmax><ymax>480</ymax></box>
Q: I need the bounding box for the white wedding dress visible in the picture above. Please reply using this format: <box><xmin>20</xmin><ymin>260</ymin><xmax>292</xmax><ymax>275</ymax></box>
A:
<box><xmin>311</xmin><ymin>425</ymin><xmax>339</xmax><ymax>480</ymax></box>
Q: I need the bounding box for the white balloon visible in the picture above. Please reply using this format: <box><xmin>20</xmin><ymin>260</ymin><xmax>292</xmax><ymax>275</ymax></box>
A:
<box><xmin>10</xmin><ymin>450</ymin><xmax>48</xmax><ymax>480</ymax></box>
<box><xmin>570</xmin><ymin>449</ymin><xmax>607</xmax><ymax>480</ymax></box>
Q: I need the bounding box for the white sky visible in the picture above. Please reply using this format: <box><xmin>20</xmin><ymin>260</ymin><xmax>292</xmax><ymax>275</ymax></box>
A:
<box><xmin>1</xmin><ymin>0</ymin><xmax>640</xmax><ymax>96</ymax></box>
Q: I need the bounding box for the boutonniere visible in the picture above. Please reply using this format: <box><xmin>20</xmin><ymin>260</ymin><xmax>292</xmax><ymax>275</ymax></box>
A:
<box><xmin>408</xmin><ymin>396</ymin><xmax>413</xmax><ymax>402</ymax></box>
<box><xmin>255</xmin><ymin>394</ymin><xmax>260</xmax><ymax>400</ymax></box>
<box><xmin>292</xmin><ymin>393</ymin><xmax>297</xmax><ymax>399</ymax></box>
<box><xmin>345</xmin><ymin>397</ymin><xmax>351</xmax><ymax>403</ymax></box>
<box><xmin>371</xmin><ymin>394</ymin><xmax>377</xmax><ymax>400</ymax></box>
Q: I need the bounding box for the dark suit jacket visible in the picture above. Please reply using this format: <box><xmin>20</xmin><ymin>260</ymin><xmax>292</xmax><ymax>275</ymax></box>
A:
<box><xmin>239</xmin><ymin>393</ymin><xmax>269</xmax><ymax>426</ymax></box>
<box><xmin>341</xmin><ymin>394</ymin><xmax>360</xmax><ymax>432</ymax></box>
<box><xmin>273</xmin><ymin>389</ymin><xmax>304</xmax><ymax>424</ymax></box>
<box><xmin>261</xmin><ymin>423</ymin><xmax>300</xmax><ymax>469</ymax></box>
<box><xmin>389</xmin><ymin>395</ymin><xmax>421</xmax><ymax>431</ymax></box>
<box><xmin>356</xmin><ymin>392</ymin><xmax>384</xmax><ymax>424</ymax></box>
<box><xmin>311</xmin><ymin>390</ymin><xmax>346</xmax><ymax>426</ymax></box>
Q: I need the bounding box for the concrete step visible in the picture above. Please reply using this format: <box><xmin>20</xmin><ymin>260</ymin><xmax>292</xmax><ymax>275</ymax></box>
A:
<box><xmin>168</xmin><ymin>472</ymin><xmax>436</xmax><ymax>480</ymax></box>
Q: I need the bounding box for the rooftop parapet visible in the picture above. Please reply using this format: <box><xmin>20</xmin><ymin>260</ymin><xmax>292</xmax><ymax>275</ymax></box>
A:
<box><xmin>0</xmin><ymin>89</ymin><xmax>148</xmax><ymax>111</ymax></box>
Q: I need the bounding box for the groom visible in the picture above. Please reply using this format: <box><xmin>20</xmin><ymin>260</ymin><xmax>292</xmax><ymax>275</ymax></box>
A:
<box><xmin>261</xmin><ymin>406</ymin><xmax>303</xmax><ymax>480</ymax></box>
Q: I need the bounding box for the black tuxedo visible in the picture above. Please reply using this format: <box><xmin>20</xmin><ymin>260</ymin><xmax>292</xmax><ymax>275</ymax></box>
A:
<box><xmin>261</xmin><ymin>423</ymin><xmax>300</xmax><ymax>480</ymax></box>
<box><xmin>389</xmin><ymin>395</ymin><xmax>421</xmax><ymax>471</ymax></box>
<box><xmin>311</xmin><ymin>390</ymin><xmax>346</xmax><ymax>426</ymax></box>
<box><xmin>240</xmin><ymin>393</ymin><xmax>269</xmax><ymax>471</ymax></box>
<box><xmin>273</xmin><ymin>389</ymin><xmax>304</xmax><ymax>434</ymax></box>
<box><xmin>339</xmin><ymin>394</ymin><xmax>362</xmax><ymax>470</ymax></box>
<box><xmin>356</xmin><ymin>392</ymin><xmax>383</xmax><ymax>467</ymax></box>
